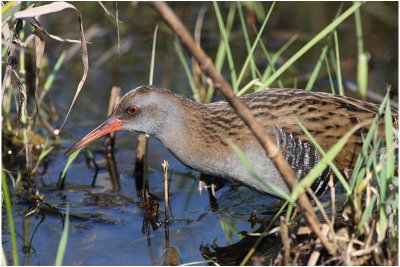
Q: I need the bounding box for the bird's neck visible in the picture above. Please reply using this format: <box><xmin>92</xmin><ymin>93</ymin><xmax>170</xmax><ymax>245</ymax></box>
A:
<box><xmin>152</xmin><ymin>95</ymin><xmax>203</xmax><ymax>153</ymax></box>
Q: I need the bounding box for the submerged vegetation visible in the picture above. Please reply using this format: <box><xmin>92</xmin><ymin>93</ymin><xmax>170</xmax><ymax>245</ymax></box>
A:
<box><xmin>2</xmin><ymin>1</ymin><xmax>398</xmax><ymax>265</ymax></box>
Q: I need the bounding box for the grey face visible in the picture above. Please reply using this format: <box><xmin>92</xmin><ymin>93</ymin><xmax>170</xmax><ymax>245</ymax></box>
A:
<box><xmin>113</xmin><ymin>87</ymin><xmax>173</xmax><ymax>136</ymax></box>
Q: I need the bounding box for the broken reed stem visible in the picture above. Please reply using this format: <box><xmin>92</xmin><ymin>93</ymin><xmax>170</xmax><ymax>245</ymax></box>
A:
<box><xmin>135</xmin><ymin>133</ymin><xmax>149</xmax><ymax>196</ymax></box>
<box><xmin>151</xmin><ymin>1</ymin><xmax>337</xmax><ymax>256</ymax></box>
<box><xmin>162</xmin><ymin>160</ymin><xmax>170</xmax><ymax>248</ymax></box>
<box><xmin>280</xmin><ymin>216</ymin><xmax>291</xmax><ymax>265</ymax></box>
<box><xmin>308</xmin><ymin>224</ymin><xmax>330</xmax><ymax>265</ymax></box>
<box><xmin>106</xmin><ymin>86</ymin><xmax>122</xmax><ymax>140</ymax></box>
<box><xmin>104</xmin><ymin>86</ymin><xmax>121</xmax><ymax>191</ymax></box>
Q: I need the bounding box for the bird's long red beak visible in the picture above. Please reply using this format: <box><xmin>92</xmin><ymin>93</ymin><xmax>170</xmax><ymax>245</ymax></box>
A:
<box><xmin>66</xmin><ymin>117</ymin><xmax>123</xmax><ymax>156</ymax></box>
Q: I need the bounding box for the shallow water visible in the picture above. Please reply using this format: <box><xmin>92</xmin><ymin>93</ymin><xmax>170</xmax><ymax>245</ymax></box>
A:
<box><xmin>4</xmin><ymin>128</ymin><xmax>282</xmax><ymax>265</ymax></box>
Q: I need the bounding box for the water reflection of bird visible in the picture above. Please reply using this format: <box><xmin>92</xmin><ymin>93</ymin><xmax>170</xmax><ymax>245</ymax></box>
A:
<box><xmin>66</xmin><ymin>85</ymin><xmax>394</xmax><ymax>197</ymax></box>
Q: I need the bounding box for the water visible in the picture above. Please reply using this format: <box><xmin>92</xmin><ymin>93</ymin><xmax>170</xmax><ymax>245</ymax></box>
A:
<box><xmin>4</xmin><ymin>131</ymin><xmax>280</xmax><ymax>265</ymax></box>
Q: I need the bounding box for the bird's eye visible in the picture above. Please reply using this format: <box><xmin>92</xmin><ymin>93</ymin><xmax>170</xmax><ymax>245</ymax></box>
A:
<box><xmin>127</xmin><ymin>105</ymin><xmax>139</xmax><ymax>115</ymax></box>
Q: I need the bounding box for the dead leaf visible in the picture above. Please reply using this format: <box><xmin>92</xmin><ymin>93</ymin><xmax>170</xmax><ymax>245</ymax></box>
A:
<box><xmin>14</xmin><ymin>2</ymin><xmax>89</xmax><ymax>132</ymax></box>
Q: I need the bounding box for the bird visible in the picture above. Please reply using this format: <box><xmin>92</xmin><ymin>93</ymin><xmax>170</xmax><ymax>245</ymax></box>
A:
<box><xmin>66</xmin><ymin>85</ymin><xmax>391</xmax><ymax>197</ymax></box>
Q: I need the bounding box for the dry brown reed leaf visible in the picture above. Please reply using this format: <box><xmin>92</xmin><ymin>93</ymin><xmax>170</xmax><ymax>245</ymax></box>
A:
<box><xmin>98</xmin><ymin>1</ymin><xmax>113</xmax><ymax>18</ymax></box>
<box><xmin>15</xmin><ymin>1</ymin><xmax>89</xmax><ymax>132</ymax></box>
<box><xmin>97</xmin><ymin>2</ymin><xmax>120</xmax><ymax>55</ymax></box>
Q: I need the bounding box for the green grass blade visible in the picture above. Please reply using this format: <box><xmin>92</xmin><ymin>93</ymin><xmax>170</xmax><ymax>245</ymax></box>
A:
<box><xmin>350</xmin><ymin>92</ymin><xmax>389</xmax><ymax>189</ymax></box>
<box><xmin>298</xmin><ymin>122</ymin><xmax>351</xmax><ymax>194</ymax></box>
<box><xmin>205</xmin><ymin>3</ymin><xmax>236</xmax><ymax>103</ymax></box>
<box><xmin>60</xmin><ymin>150</ymin><xmax>80</xmax><ymax>185</ymax></box>
<box><xmin>357</xmin><ymin>52</ymin><xmax>368</xmax><ymax>99</ymax></box>
<box><xmin>226</xmin><ymin>140</ymin><xmax>292</xmax><ymax>202</ymax></box>
<box><xmin>378</xmin><ymin>157</ymin><xmax>387</xmax><ymax>202</ymax></box>
<box><xmin>305</xmin><ymin>46</ymin><xmax>329</xmax><ymax>91</ymax></box>
<box><xmin>354</xmin><ymin>8</ymin><xmax>364</xmax><ymax>53</ymax></box>
<box><xmin>261</xmin><ymin>2</ymin><xmax>363</xmax><ymax>88</ymax></box>
<box><xmin>354</xmin><ymin>140</ymin><xmax>381</xmax><ymax>194</ymax></box>
<box><xmin>149</xmin><ymin>24</ymin><xmax>159</xmax><ymax>85</ymax></box>
<box><xmin>37</xmin><ymin>139</ymin><xmax>54</xmax><ymax>162</ymax></box>
<box><xmin>384</xmin><ymin>97</ymin><xmax>395</xmax><ymax>180</ymax></box>
<box><xmin>285</xmin><ymin>202</ymin><xmax>295</xmax><ymax>223</ymax></box>
<box><xmin>236</xmin><ymin>2</ymin><xmax>275</xmax><ymax>88</ymax></box>
<box><xmin>1</xmin><ymin>2</ymin><xmax>22</xmax><ymax>22</ymax></box>
<box><xmin>41</xmin><ymin>51</ymin><xmax>66</xmax><ymax>99</ymax></box>
<box><xmin>324</xmin><ymin>53</ymin><xmax>336</xmax><ymax>94</ymax></box>
<box><xmin>174</xmin><ymin>39</ymin><xmax>199</xmax><ymax>101</ymax></box>
<box><xmin>354</xmin><ymin>8</ymin><xmax>368</xmax><ymax>99</ymax></box>
<box><xmin>237</xmin><ymin>79</ymin><xmax>263</xmax><ymax>97</ymax></box>
<box><xmin>260</xmin><ymin>34</ymin><xmax>298</xmax><ymax>89</ymax></box>
<box><xmin>214</xmin><ymin>3</ymin><xmax>236</xmax><ymax>72</ymax></box>
<box><xmin>378</xmin><ymin>205</ymin><xmax>388</xmax><ymax>242</ymax></box>
<box><xmin>333</xmin><ymin>31</ymin><xmax>344</xmax><ymax>96</ymax></box>
<box><xmin>237</xmin><ymin>2</ymin><xmax>258</xmax><ymax>80</ymax></box>
<box><xmin>55</xmin><ymin>206</ymin><xmax>70</xmax><ymax>266</ymax></box>
<box><xmin>219</xmin><ymin>218</ymin><xmax>240</xmax><ymax>245</ymax></box>
<box><xmin>2</xmin><ymin>169</ymin><xmax>19</xmax><ymax>266</ymax></box>
<box><xmin>357</xmin><ymin>194</ymin><xmax>377</xmax><ymax>233</ymax></box>
<box><xmin>213</xmin><ymin>1</ymin><xmax>238</xmax><ymax>91</ymax></box>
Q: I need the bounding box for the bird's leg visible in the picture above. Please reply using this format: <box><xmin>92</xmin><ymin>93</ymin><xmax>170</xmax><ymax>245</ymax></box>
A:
<box><xmin>199</xmin><ymin>173</ymin><xmax>223</xmax><ymax>212</ymax></box>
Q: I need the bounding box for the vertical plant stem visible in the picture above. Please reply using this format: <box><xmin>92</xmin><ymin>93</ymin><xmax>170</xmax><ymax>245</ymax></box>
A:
<box><xmin>162</xmin><ymin>160</ymin><xmax>170</xmax><ymax>248</ymax></box>
<box><xmin>213</xmin><ymin>1</ymin><xmax>238</xmax><ymax>91</ymax></box>
<box><xmin>55</xmin><ymin>206</ymin><xmax>70</xmax><ymax>266</ymax></box>
<box><xmin>324</xmin><ymin>53</ymin><xmax>336</xmax><ymax>94</ymax></box>
<box><xmin>104</xmin><ymin>86</ymin><xmax>121</xmax><ymax>191</ymax></box>
<box><xmin>149</xmin><ymin>24</ymin><xmax>159</xmax><ymax>86</ymax></box>
<box><xmin>305</xmin><ymin>46</ymin><xmax>329</xmax><ymax>91</ymax></box>
<box><xmin>18</xmin><ymin>20</ymin><xmax>32</xmax><ymax>183</ymax></box>
<box><xmin>2</xmin><ymin>172</ymin><xmax>19</xmax><ymax>266</ymax></box>
<box><xmin>237</xmin><ymin>2</ymin><xmax>257</xmax><ymax>80</ymax></box>
<box><xmin>354</xmin><ymin>8</ymin><xmax>368</xmax><ymax>100</ymax></box>
<box><xmin>236</xmin><ymin>2</ymin><xmax>275</xmax><ymax>89</ymax></box>
<box><xmin>334</xmin><ymin>31</ymin><xmax>344</xmax><ymax>95</ymax></box>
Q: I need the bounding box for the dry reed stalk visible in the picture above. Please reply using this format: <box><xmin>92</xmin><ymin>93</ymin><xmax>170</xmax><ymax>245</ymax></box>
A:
<box><xmin>104</xmin><ymin>86</ymin><xmax>121</xmax><ymax>191</ymax></box>
<box><xmin>280</xmin><ymin>216</ymin><xmax>291</xmax><ymax>265</ymax></box>
<box><xmin>135</xmin><ymin>134</ymin><xmax>149</xmax><ymax>172</ymax></box>
<box><xmin>162</xmin><ymin>160</ymin><xmax>170</xmax><ymax>248</ymax></box>
<box><xmin>307</xmin><ymin>224</ymin><xmax>330</xmax><ymax>265</ymax></box>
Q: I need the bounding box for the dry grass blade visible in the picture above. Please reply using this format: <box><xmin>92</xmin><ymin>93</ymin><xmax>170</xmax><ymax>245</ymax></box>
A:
<box><xmin>33</xmin><ymin>29</ymin><xmax>45</xmax><ymax>121</ymax></box>
<box><xmin>114</xmin><ymin>2</ymin><xmax>120</xmax><ymax>56</ymax></box>
<box><xmin>98</xmin><ymin>1</ymin><xmax>113</xmax><ymax>18</ymax></box>
<box><xmin>15</xmin><ymin>2</ymin><xmax>77</xmax><ymax>18</ymax></box>
<box><xmin>15</xmin><ymin>1</ymin><xmax>89</xmax><ymax>132</ymax></box>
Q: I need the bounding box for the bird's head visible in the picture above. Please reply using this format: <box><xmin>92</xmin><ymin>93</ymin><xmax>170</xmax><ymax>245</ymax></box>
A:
<box><xmin>66</xmin><ymin>85</ymin><xmax>176</xmax><ymax>155</ymax></box>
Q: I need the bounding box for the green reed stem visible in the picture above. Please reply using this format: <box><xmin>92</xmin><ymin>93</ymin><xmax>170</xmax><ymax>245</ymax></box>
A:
<box><xmin>2</xmin><ymin>170</ymin><xmax>19</xmax><ymax>266</ymax></box>
<box><xmin>333</xmin><ymin>31</ymin><xmax>344</xmax><ymax>96</ymax></box>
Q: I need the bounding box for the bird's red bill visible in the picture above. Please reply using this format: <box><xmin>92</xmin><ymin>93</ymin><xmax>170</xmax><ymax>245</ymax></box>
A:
<box><xmin>66</xmin><ymin>118</ymin><xmax>123</xmax><ymax>155</ymax></box>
